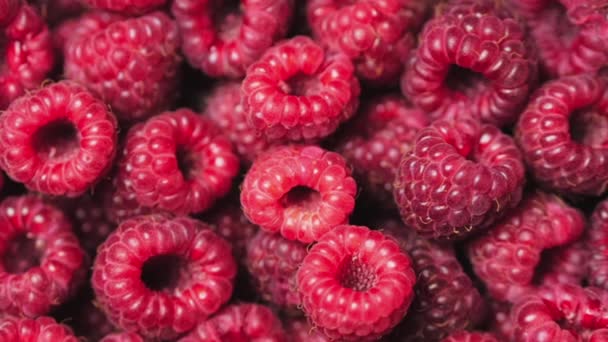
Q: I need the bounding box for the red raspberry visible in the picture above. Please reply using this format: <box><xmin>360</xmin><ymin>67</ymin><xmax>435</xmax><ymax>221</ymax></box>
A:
<box><xmin>241</xmin><ymin>145</ymin><xmax>357</xmax><ymax>243</ymax></box>
<box><xmin>100</xmin><ymin>332</ymin><xmax>144</xmax><ymax>342</ymax></box>
<box><xmin>588</xmin><ymin>199</ymin><xmax>608</xmax><ymax>289</ymax></box>
<box><xmin>92</xmin><ymin>214</ymin><xmax>237</xmax><ymax>339</ymax></box>
<box><xmin>178</xmin><ymin>303</ymin><xmax>286</xmax><ymax>342</ymax></box>
<box><xmin>0</xmin><ymin>316</ymin><xmax>78</xmax><ymax>341</ymax></box>
<box><xmin>516</xmin><ymin>74</ymin><xmax>608</xmax><ymax>197</ymax></box>
<box><xmin>296</xmin><ymin>225</ymin><xmax>416</xmax><ymax>341</ymax></box>
<box><xmin>0</xmin><ymin>195</ymin><xmax>86</xmax><ymax>317</ymax></box>
<box><xmin>285</xmin><ymin>319</ymin><xmax>329</xmax><ymax>342</ymax></box>
<box><xmin>468</xmin><ymin>192</ymin><xmax>585</xmax><ymax>303</ymax></box>
<box><xmin>441</xmin><ymin>331</ymin><xmax>500</xmax><ymax>342</ymax></box>
<box><xmin>83</xmin><ymin>0</ymin><xmax>165</xmax><ymax>15</ymax></box>
<box><xmin>116</xmin><ymin>109</ymin><xmax>239</xmax><ymax>216</ymax></box>
<box><xmin>242</xmin><ymin>36</ymin><xmax>360</xmax><ymax>142</ymax></box>
<box><xmin>401</xmin><ymin>0</ymin><xmax>535</xmax><ymax>126</ymax></box>
<box><xmin>64</xmin><ymin>11</ymin><xmax>181</xmax><ymax>122</ymax></box>
<box><xmin>171</xmin><ymin>0</ymin><xmax>294</xmax><ymax>78</ymax></box>
<box><xmin>393</xmin><ymin>119</ymin><xmax>525</xmax><ymax>240</ymax></box>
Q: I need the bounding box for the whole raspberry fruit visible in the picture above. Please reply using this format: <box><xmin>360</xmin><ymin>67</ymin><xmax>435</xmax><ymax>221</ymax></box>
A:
<box><xmin>394</xmin><ymin>119</ymin><xmax>525</xmax><ymax>240</ymax></box>
<box><xmin>242</xmin><ymin>36</ymin><xmax>360</xmax><ymax>142</ymax></box>
<box><xmin>402</xmin><ymin>0</ymin><xmax>535</xmax><ymax>126</ymax></box>
<box><xmin>516</xmin><ymin>73</ymin><xmax>608</xmax><ymax>197</ymax></box>
<box><xmin>241</xmin><ymin>145</ymin><xmax>357</xmax><ymax>243</ymax></box>
<box><xmin>92</xmin><ymin>214</ymin><xmax>237</xmax><ymax>339</ymax></box>
<box><xmin>0</xmin><ymin>81</ymin><xmax>118</xmax><ymax>197</ymax></box>
<box><xmin>101</xmin><ymin>332</ymin><xmax>144</xmax><ymax>342</ymax></box>
<box><xmin>441</xmin><ymin>331</ymin><xmax>500</xmax><ymax>342</ymax></box>
<box><xmin>64</xmin><ymin>11</ymin><xmax>181</xmax><ymax>122</ymax></box>
<box><xmin>588</xmin><ymin>199</ymin><xmax>608</xmax><ymax>289</ymax></box>
<box><xmin>83</xmin><ymin>0</ymin><xmax>165</xmax><ymax>15</ymax></box>
<box><xmin>0</xmin><ymin>316</ymin><xmax>78</xmax><ymax>341</ymax></box>
<box><xmin>297</xmin><ymin>225</ymin><xmax>416</xmax><ymax>341</ymax></box>
<box><xmin>285</xmin><ymin>319</ymin><xmax>329</xmax><ymax>342</ymax></box>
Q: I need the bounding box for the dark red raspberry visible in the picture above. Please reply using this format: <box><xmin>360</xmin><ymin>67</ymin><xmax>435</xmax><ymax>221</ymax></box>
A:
<box><xmin>83</xmin><ymin>0</ymin><xmax>165</xmax><ymax>15</ymax></box>
<box><xmin>297</xmin><ymin>225</ymin><xmax>416</xmax><ymax>341</ymax></box>
<box><xmin>116</xmin><ymin>109</ymin><xmax>239</xmax><ymax>216</ymax></box>
<box><xmin>171</xmin><ymin>0</ymin><xmax>294</xmax><ymax>78</ymax></box>
<box><xmin>0</xmin><ymin>195</ymin><xmax>86</xmax><ymax>318</ymax></box>
<box><xmin>64</xmin><ymin>11</ymin><xmax>181</xmax><ymax>122</ymax></box>
<box><xmin>401</xmin><ymin>0</ymin><xmax>535</xmax><ymax>126</ymax></box>
<box><xmin>468</xmin><ymin>192</ymin><xmax>585</xmax><ymax>303</ymax></box>
<box><xmin>285</xmin><ymin>318</ymin><xmax>329</xmax><ymax>342</ymax></box>
<box><xmin>92</xmin><ymin>214</ymin><xmax>237</xmax><ymax>339</ymax></box>
<box><xmin>242</xmin><ymin>36</ymin><xmax>360</xmax><ymax>142</ymax></box>
<box><xmin>100</xmin><ymin>332</ymin><xmax>144</xmax><ymax>342</ymax></box>
<box><xmin>241</xmin><ymin>145</ymin><xmax>357</xmax><ymax>243</ymax></box>
<box><xmin>0</xmin><ymin>316</ymin><xmax>79</xmax><ymax>341</ymax></box>
<box><xmin>588</xmin><ymin>199</ymin><xmax>608</xmax><ymax>289</ymax></box>
<box><xmin>536</xmin><ymin>240</ymin><xmax>589</xmax><ymax>286</ymax></box>
<box><xmin>394</xmin><ymin>119</ymin><xmax>525</xmax><ymax>240</ymax></box>
<box><xmin>516</xmin><ymin>73</ymin><xmax>608</xmax><ymax>197</ymax></box>
<box><xmin>178</xmin><ymin>303</ymin><xmax>286</xmax><ymax>342</ymax></box>
<box><xmin>487</xmin><ymin>299</ymin><xmax>515</xmax><ymax>340</ymax></box>
<box><xmin>441</xmin><ymin>331</ymin><xmax>500</xmax><ymax>342</ymax></box>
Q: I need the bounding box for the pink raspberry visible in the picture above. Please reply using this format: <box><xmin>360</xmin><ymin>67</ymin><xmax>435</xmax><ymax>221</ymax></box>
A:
<box><xmin>296</xmin><ymin>225</ymin><xmax>416</xmax><ymax>341</ymax></box>
<box><xmin>285</xmin><ymin>319</ymin><xmax>329</xmax><ymax>342</ymax></box>
<box><xmin>0</xmin><ymin>316</ymin><xmax>79</xmax><ymax>341</ymax></box>
<box><xmin>441</xmin><ymin>331</ymin><xmax>500</xmax><ymax>342</ymax></box>
<box><xmin>242</xmin><ymin>36</ymin><xmax>360</xmax><ymax>142</ymax></box>
<box><xmin>92</xmin><ymin>214</ymin><xmax>237</xmax><ymax>339</ymax></box>
<box><xmin>100</xmin><ymin>332</ymin><xmax>144</xmax><ymax>342</ymax></box>
<box><xmin>588</xmin><ymin>199</ymin><xmax>608</xmax><ymax>289</ymax></box>
<box><xmin>241</xmin><ymin>145</ymin><xmax>357</xmax><ymax>243</ymax></box>
<box><xmin>83</xmin><ymin>0</ymin><xmax>165</xmax><ymax>15</ymax></box>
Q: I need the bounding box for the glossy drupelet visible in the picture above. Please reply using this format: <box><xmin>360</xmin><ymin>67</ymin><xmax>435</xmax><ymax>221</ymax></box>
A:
<box><xmin>0</xmin><ymin>316</ymin><xmax>79</xmax><ymax>341</ymax></box>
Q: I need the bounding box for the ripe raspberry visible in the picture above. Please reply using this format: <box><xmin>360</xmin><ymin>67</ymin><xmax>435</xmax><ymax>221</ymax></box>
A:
<box><xmin>100</xmin><ymin>332</ymin><xmax>144</xmax><ymax>342</ymax></box>
<box><xmin>441</xmin><ymin>331</ymin><xmax>500</xmax><ymax>342</ymax></box>
<box><xmin>402</xmin><ymin>0</ymin><xmax>535</xmax><ymax>126</ymax></box>
<box><xmin>588</xmin><ymin>199</ymin><xmax>608</xmax><ymax>289</ymax></box>
<box><xmin>296</xmin><ymin>225</ymin><xmax>416</xmax><ymax>341</ymax></box>
<box><xmin>242</xmin><ymin>36</ymin><xmax>360</xmax><ymax>142</ymax></box>
<box><xmin>92</xmin><ymin>214</ymin><xmax>237</xmax><ymax>339</ymax></box>
<box><xmin>64</xmin><ymin>11</ymin><xmax>181</xmax><ymax>122</ymax></box>
<box><xmin>178</xmin><ymin>303</ymin><xmax>286</xmax><ymax>342</ymax></box>
<box><xmin>0</xmin><ymin>316</ymin><xmax>78</xmax><ymax>341</ymax></box>
<box><xmin>516</xmin><ymin>73</ymin><xmax>608</xmax><ymax>197</ymax></box>
<box><xmin>241</xmin><ymin>145</ymin><xmax>357</xmax><ymax>243</ymax></box>
<box><xmin>83</xmin><ymin>0</ymin><xmax>165</xmax><ymax>15</ymax></box>
<box><xmin>468</xmin><ymin>191</ymin><xmax>585</xmax><ymax>303</ymax></box>
<box><xmin>285</xmin><ymin>319</ymin><xmax>329</xmax><ymax>342</ymax></box>
<box><xmin>0</xmin><ymin>195</ymin><xmax>86</xmax><ymax>318</ymax></box>
<box><xmin>536</xmin><ymin>240</ymin><xmax>589</xmax><ymax>286</ymax></box>
<box><xmin>171</xmin><ymin>0</ymin><xmax>294</xmax><ymax>78</ymax></box>
<box><xmin>393</xmin><ymin>119</ymin><xmax>525</xmax><ymax>240</ymax></box>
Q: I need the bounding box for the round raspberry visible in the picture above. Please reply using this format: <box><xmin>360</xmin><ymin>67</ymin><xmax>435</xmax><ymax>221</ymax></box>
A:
<box><xmin>285</xmin><ymin>319</ymin><xmax>329</xmax><ymax>342</ymax></box>
<box><xmin>100</xmin><ymin>332</ymin><xmax>144</xmax><ymax>342</ymax></box>
<box><xmin>441</xmin><ymin>331</ymin><xmax>500</xmax><ymax>342</ymax></box>
<box><xmin>296</xmin><ymin>225</ymin><xmax>416</xmax><ymax>341</ymax></box>
<box><xmin>92</xmin><ymin>214</ymin><xmax>237</xmax><ymax>339</ymax></box>
<box><xmin>588</xmin><ymin>199</ymin><xmax>608</xmax><ymax>289</ymax></box>
<box><xmin>0</xmin><ymin>195</ymin><xmax>86</xmax><ymax>318</ymax></box>
<box><xmin>241</xmin><ymin>145</ymin><xmax>357</xmax><ymax>243</ymax></box>
<box><xmin>0</xmin><ymin>316</ymin><xmax>78</xmax><ymax>341</ymax></box>
<box><xmin>64</xmin><ymin>11</ymin><xmax>181</xmax><ymax>122</ymax></box>
<box><xmin>401</xmin><ymin>0</ymin><xmax>535</xmax><ymax>126</ymax></box>
<box><xmin>178</xmin><ymin>303</ymin><xmax>286</xmax><ymax>342</ymax></box>
<box><xmin>394</xmin><ymin>119</ymin><xmax>525</xmax><ymax>240</ymax></box>
<box><xmin>516</xmin><ymin>74</ymin><xmax>608</xmax><ymax>197</ymax></box>
<box><xmin>116</xmin><ymin>109</ymin><xmax>239</xmax><ymax>216</ymax></box>
<box><xmin>468</xmin><ymin>191</ymin><xmax>585</xmax><ymax>303</ymax></box>
<box><xmin>83</xmin><ymin>0</ymin><xmax>165</xmax><ymax>15</ymax></box>
<box><xmin>242</xmin><ymin>36</ymin><xmax>360</xmax><ymax>142</ymax></box>
<box><xmin>171</xmin><ymin>0</ymin><xmax>294</xmax><ymax>78</ymax></box>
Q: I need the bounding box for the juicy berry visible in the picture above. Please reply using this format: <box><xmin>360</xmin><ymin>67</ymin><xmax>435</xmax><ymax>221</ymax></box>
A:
<box><xmin>0</xmin><ymin>316</ymin><xmax>79</xmax><ymax>341</ymax></box>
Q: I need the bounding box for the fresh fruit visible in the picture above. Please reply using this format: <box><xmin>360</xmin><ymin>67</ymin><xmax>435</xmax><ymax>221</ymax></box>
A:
<box><xmin>0</xmin><ymin>316</ymin><xmax>79</xmax><ymax>341</ymax></box>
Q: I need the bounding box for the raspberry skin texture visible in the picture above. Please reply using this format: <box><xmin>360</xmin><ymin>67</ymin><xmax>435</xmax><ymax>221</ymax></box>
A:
<box><xmin>515</xmin><ymin>74</ymin><xmax>608</xmax><ymax>196</ymax></box>
<box><xmin>0</xmin><ymin>195</ymin><xmax>86</xmax><ymax>318</ymax></box>
<box><xmin>401</xmin><ymin>0</ymin><xmax>535</xmax><ymax>127</ymax></box>
<box><xmin>100</xmin><ymin>332</ymin><xmax>145</xmax><ymax>342</ymax></box>
<box><xmin>240</xmin><ymin>145</ymin><xmax>357</xmax><ymax>243</ymax></box>
<box><xmin>393</xmin><ymin>119</ymin><xmax>525</xmax><ymax>240</ymax></box>
<box><xmin>116</xmin><ymin>109</ymin><xmax>239</xmax><ymax>216</ymax></box>
<box><xmin>588</xmin><ymin>199</ymin><xmax>608</xmax><ymax>289</ymax></box>
<box><xmin>64</xmin><ymin>11</ymin><xmax>181</xmax><ymax>123</ymax></box>
<box><xmin>296</xmin><ymin>225</ymin><xmax>416</xmax><ymax>341</ymax></box>
<box><xmin>171</xmin><ymin>0</ymin><xmax>294</xmax><ymax>79</ymax></box>
<box><xmin>285</xmin><ymin>319</ymin><xmax>330</xmax><ymax>342</ymax></box>
<box><xmin>0</xmin><ymin>81</ymin><xmax>118</xmax><ymax>197</ymax></box>
<box><xmin>83</xmin><ymin>0</ymin><xmax>165</xmax><ymax>15</ymax></box>
<box><xmin>242</xmin><ymin>36</ymin><xmax>361</xmax><ymax>142</ymax></box>
<box><xmin>441</xmin><ymin>331</ymin><xmax>500</xmax><ymax>342</ymax></box>
<box><xmin>0</xmin><ymin>316</ymin><xmax>79</xmax><ymax>341</ymax></box>
<box><xmin>178</xmin><ymin>303</ymin><xmax>287</xmax><ymax>342</ymax></box>
<box><xmin>92</xmin><ymin>214</ymin><xmax>237</xmax><ymax>339</ymax></box>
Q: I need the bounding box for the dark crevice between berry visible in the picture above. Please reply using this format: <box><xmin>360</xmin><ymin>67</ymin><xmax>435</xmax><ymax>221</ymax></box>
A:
<box><xmin>141</xmin><ymin>254</ymin><xmax>185</xmax><ymax>292</ymax></box>
<box><xmin>337</xmin><ymin>256</ymin><xmax>377</xmax><ymax>291</ymax></box>
<box><xmin>552</xmin><ymin>2</ymin><xmax>578</xmax><ymax>46</ymax></box>
<box><xmin>213</xmin><ymin>0</ymin><xmax>243</xmax><ymax>41</ymax></box>
<box><xmin>445</xmin><ymin>65</ymin><xmax>487</xmax><ymax>97</ymax></box>
<box><xmin>33</xmin><ymin>119</ymin><xmax>80</xmax><ymax>162</ymax></box>
<box><xmin>177</xmin><ymin>147</ymin><xmax>199</xmax><ymax>181</ymax></box>
<box><xmin>280</xmin><ymin>186</ymin><xmax>321</xmax><ymax>211</ymax></box>
<box><xmin>569</xmin><ymin>109</ymin><xmax>608</xmax><ymax>147</ymax></box>
<box><xmin>279</xmin><ymin>73</ymin><xmax>320</xmax><ymax>97</ymax></box>
<box><xmin>3</xmin><ymin>233</ymin><xmax>43</xmax><ymax>274</ymax></box>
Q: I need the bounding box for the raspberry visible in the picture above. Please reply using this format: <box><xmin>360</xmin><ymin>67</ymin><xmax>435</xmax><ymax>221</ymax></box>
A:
<box><xmin>0</xmin><ymin>195</ymin><xmax>86</xmax><ymax>318</ymax></box>
<box><xmin>516</xmin><ymin>73</ymin><xmax>608</xmax><ymax>197</ymax></box>
<box><xmin>242</xmin><ymin>36</ymin><xmax>360</xmax><ymax>142</ymax></box>
<box><xmin>401</xmin><ymin>0</ymin><xmax>535</xmax><ymax>126</ymax></box>
<box><xmin>335</xmin><ymin>94</ymin><xmax>429</xmax><ymax>205</ymax></box>
<box><xmin>393</xmin><ymin>119</ymin><xmax>525</xmax><ymax>240</ymax></box>
<box><xmin>100</xmin><ymin>332</ymin><xmax>144</xmax><ymax>342</ymax></box>
<box><xmin>588</xmin><ymin>199</ymin><xmax>608</xmax><ymax>289</ymax></box>
<box><xmin>536</xmin><ymin>240</ymin><xmax>589</xmax><ymax>286</ymax></box>
<box><xmin>468</xmin><ymin>191</ymin><xmax>585</xmax><ymax>303</ymax></box>
<box><xmin>83</xmin><ymin>0</ymin><xmax>165</xmax><ymax>15</ymax></box>
<box><xmin>178</xmin><ymin>303</ymin><xmax>286</xmax><ymax>342</ymax></box>
<box><xmin>92</xmin><ymin>214</ymin><xmax>237</xmax><ymax>339</ymax></box>
<box><xmin>0</xmin><ymin>316</ymin><xmax>78</xmax><ymax>341</ymax></box>
<box><xmin>441</xmin><ymin>331</ymin><xmax>500</xmax><ymax>342</ymax></box>
<box><xmin>171</xmin><ymin>0</ymin><xmax>294</xmax><ymax>78</ymax></box>
<box><xmin>487</xmin><ymin>299</ymin><xmax>515</xmax><ymax>340</ymax></box>
<box><xmin>296</xmin><ymin>225</ymin><xmax>416</xmax><ymax>341</ymax></box>
<box><xmin>0</xmin><ymin>0</ymin><xmax>20</xmax><ymax>27</ymax></box>
<box><xmin>241</xmin><ymin>145</ymin><xmax>357</xmax><ymax>243</ymax></box>
<box><xmin>103</xmin><ymin>177</ymin><xmax>154</xmax><ymax>224</ymax></box>
<box><xmin>64</xmin><ymin>11</ymin><xmax>181</xmax><ymax>122</ymax></box>
<box><xmin>116</xmin><ymin>109</ymin><xmax>239</xmax><ymax>216</ymax></box>
<box><xmin>285</xmin><ymin>318</ymin><xmax>329</xmax><ymax>342</ymax></box>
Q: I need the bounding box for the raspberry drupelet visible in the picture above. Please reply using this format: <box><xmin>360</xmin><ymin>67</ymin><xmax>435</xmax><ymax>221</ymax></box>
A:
<box><xmin>441</xmin><ymin>331</ymin><xmax>500</xmax><ymax>342</ymax></box>
<box><xmin>0</xmin><ymin>316</ymin><xmax>79</xmax><ymax>341</ymax></box>
<box><xmin>100</xmin><ymin>332</ymin><xmax>145</xmax><ymax>342</ymax></box>
<box><xmin>0</xmin><ymin>81</ymin><xmax>118</xmax><ymax>197</ymax></box>
<box><xmin>401</xmin><ymin>0</ymin><xmax>536</xmax><ymax>127</ymax></box>
<box><xmin>92</xmin><ymin>214</ymin><xmax>237</xmax><ymax>339</ymax></box>
<box><xmin>296</xmin><ymin>225</ymin><xmax>416</xmax><ymax>341</ymax></box>
<box><xmin>83</xmin><ymin>0</ymin><xmax>165</xmax><ymax>15</ymax></box>
<box><xmin>172</xmin><ymin>0</ymin><xmax>294</xmax><ymax>79</ymax></box>
<box><xmin>393</xmin><ymin>119</ymin><xmax>525</xmax><ymax>240</ymax></box>
<box><xmin>588</xmin><ymin>199</ymin><xmax>608</xmax><ymax>289</ymax></box>
<box><xmin>241</xmin><ymin>145</ymin><xmax>357</xmax><ymax>243</ymax></box>
<box><xmin>242</xmin><ymin>36</ymin><xmax>360</xmax><ymax>142</ymax></box>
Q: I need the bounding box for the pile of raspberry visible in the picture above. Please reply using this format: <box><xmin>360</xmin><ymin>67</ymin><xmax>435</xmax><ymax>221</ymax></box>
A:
<box><xmin>2</xmin><ymin>0</ymin><xmax>608</xmax><ymax>340</ymax></box>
